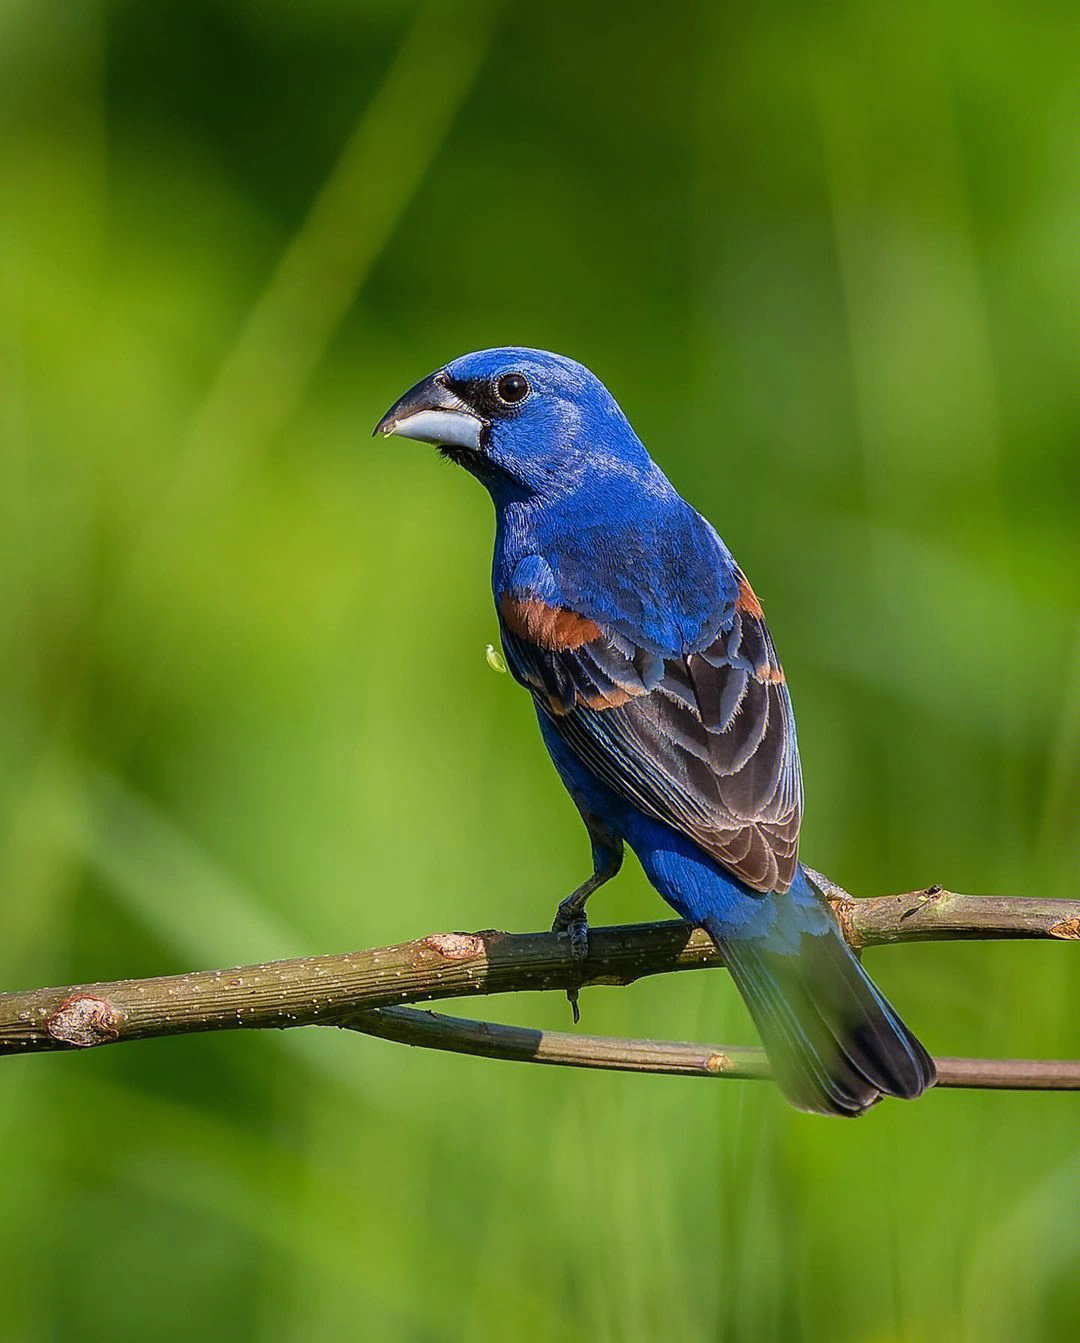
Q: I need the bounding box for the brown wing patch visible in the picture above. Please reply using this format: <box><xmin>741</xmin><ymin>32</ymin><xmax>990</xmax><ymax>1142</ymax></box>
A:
<box><xmin>579</xmin><ymin>686</ymin><xmax>637</xmax><ymax>711</ymax></box>
<box><xmin>499</xmin><ymin>595</ymin><xmax>603</xmax><ymax>651</ymax></box>
<box><xmin>736</xmin><ymin>576</ymin><xmax>764</xmax><ymax>619</ymax></box>
<box><xmin>736</xmin><ymin>571</ymin><xmax>785</xmax><ymax>685</ymax></box>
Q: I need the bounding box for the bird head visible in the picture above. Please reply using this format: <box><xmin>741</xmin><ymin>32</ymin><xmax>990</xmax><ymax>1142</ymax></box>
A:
<box><xmin>374</xmin><ymin>347</ymin><xmax>650</xmax><ymax>504</ymax></box>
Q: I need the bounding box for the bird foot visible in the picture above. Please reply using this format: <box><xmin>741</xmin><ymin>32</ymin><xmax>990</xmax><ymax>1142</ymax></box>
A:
<box><xmin>552</xmin><ymin>904</ymin><xmax>589</xmax><ymax>1024</ymax></box>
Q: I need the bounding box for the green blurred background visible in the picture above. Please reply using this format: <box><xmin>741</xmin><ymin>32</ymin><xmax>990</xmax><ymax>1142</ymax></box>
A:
<box><xmin>3</xmin><ymin>1</ymin><xmax>1080</xmax><ymax>1338</ymax></box>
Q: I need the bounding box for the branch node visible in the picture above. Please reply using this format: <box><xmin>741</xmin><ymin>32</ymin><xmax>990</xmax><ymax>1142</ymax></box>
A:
<box><xmin>46</xmin><ymin>995</ymin><xmax>123</xmax><ymax>1048</ymax></box>
<box><xmin>827</xmin><ymin>898</ymin><xmax>861</xmax><ymax>950</ymax></box>
<box><xmin>803</xmin><ymin>865</ymin><xmax>863</xmax><ymax>949</ymax></box>
<box><xmin>421</xmin><ymin>932</ymin><xmax>485</xmax><ymax>961</ymax></box>
<box><xmin>897</xmin><ymin>887</ymin><xmax>949</xmax><ymax>921</ymax></box>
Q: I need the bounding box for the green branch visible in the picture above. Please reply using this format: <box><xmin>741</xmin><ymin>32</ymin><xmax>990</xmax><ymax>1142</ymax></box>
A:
<box><xmin>2</xmin><ymin>881</ymin><xmax>1078</xmax><ymax>1091</ymax></box>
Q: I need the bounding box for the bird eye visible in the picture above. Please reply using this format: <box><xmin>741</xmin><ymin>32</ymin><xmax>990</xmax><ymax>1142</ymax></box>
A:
<box><xmin>495</xmin><ymin>372</ymin><xmax>530</xmax><ymax>405</ymax></box>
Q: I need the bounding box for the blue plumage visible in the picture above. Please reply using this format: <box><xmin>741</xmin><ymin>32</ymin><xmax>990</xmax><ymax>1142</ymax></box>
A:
<box><xmin>376</xmin><ymin>347</ymin><xmax>935</xmax><ymax>1115</ymax></box>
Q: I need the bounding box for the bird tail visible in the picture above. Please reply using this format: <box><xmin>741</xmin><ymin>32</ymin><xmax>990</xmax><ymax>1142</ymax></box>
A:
<box><xmin>702</xmin><ymin>871</ymin><xmax>936</xmax><ymax>1116</ymax></box>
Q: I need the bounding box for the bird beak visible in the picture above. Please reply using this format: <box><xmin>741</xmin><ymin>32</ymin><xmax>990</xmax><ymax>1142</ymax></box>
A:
<box><xmin>373</xmin><ymin>371</ymin><xmax>485</xmax><ymax>450</ymax></box>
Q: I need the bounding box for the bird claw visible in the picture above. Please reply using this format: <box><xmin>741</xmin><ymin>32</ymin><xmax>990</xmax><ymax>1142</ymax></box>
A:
<box><xmin>552</xmin><ymin>907</ymin><xmax>590</xmax><ymax>963</ymax></box>
<box><xmin>552</xmin><ymin>904</ymin><xmax>589</xmax><ymax>1024</ymax></box>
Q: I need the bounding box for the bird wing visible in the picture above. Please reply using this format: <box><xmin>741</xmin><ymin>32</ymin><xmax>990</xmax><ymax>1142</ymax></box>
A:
<box><xmin>499</xmin><ymin>575</ymin><xmax>802</xmax><ymax>893</ymax></box>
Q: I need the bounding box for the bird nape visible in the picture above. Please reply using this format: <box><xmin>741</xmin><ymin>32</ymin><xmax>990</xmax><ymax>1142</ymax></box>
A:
<box><xmin>375</xmin><ymin>347</ymin><xmax>935</xmax><ymax>1116</ymax></box>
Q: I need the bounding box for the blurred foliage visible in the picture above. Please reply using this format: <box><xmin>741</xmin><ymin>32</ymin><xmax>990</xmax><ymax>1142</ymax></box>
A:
<box><xmin>3</xmin><ymin>0</ymin><xmax>1080</xmax><ymax>1339</ymax></box>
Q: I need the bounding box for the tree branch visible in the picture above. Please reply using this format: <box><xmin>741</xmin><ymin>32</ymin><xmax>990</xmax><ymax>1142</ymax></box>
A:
<box><xmin>345</xmin><ymin>1007</ymin><xmax>1080</xmax><ymax>1090</ymax></box>
<box><xmin>2</xmin><ymin>882</ymin><xmax>1078</xmax><ymax>1091</ymax></box>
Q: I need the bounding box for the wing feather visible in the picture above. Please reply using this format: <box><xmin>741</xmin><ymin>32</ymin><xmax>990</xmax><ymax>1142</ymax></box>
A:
<box><xmin>500</xmin><ymin>576</ymin><xmax>802</xmax><ymax>892</ymax></box>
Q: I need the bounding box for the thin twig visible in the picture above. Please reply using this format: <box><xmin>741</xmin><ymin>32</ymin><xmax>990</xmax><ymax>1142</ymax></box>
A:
<box><xmin>346</xmin><ymin>1006</ymin><xmax>1080</xmax><ymax>1090</ymax></box>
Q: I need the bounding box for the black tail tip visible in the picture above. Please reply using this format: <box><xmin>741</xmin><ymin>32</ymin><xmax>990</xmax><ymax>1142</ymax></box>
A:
<box><xmin>786</xmin><ymin>1024</ymin><xmax>936</xmax><ymax>1118</ymax></box>
<box><xmin>849</xmin><ymin>1015</ymin><xmax>937</xmax><ymax>1104</ymax></box>
<box><xmin>710</xmin><ymin>918</ymin><xmax>937</xmax><ymax>1117</ymax></box>
<box><xmin>812</xmin><ymin>1022</ymin><xmax>936</xmax><ymax>1117</ymax></box>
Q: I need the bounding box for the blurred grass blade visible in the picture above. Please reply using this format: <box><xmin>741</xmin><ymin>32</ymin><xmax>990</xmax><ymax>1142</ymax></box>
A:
<box><xmin>77</xmin><ymin>766</ymin><xmax>412</xmax><ymax>1093</ymax></box>
<box><xmin>186</xmin><ymin>0</ymin><xmax>499</xmax><ymax>472</ymax></box>
<box><xmin>82</xmin><ymin>764</ymin><xmax>300</xmax><ymax>965</ymax></box>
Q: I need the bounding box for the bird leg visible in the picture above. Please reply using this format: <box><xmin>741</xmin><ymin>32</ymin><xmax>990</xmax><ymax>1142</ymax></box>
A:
<box><xmin>551</xmin><ymin>837</ymin><xmax>623</xmax><ymax>1023</ymax></box>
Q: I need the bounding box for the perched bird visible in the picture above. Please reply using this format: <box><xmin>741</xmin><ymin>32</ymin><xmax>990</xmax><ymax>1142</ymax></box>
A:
<box><xmin>375</xmin><ymin>349</ymin><xmax>935</xmax><ymax>1115</ymax></box>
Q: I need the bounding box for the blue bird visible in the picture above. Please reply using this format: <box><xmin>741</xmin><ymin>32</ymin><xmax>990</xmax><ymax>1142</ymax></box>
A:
<box><xmin>375</xmin><ymin>348</ymin><xmax>935</xmax><ymax>1115</ymax></box>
